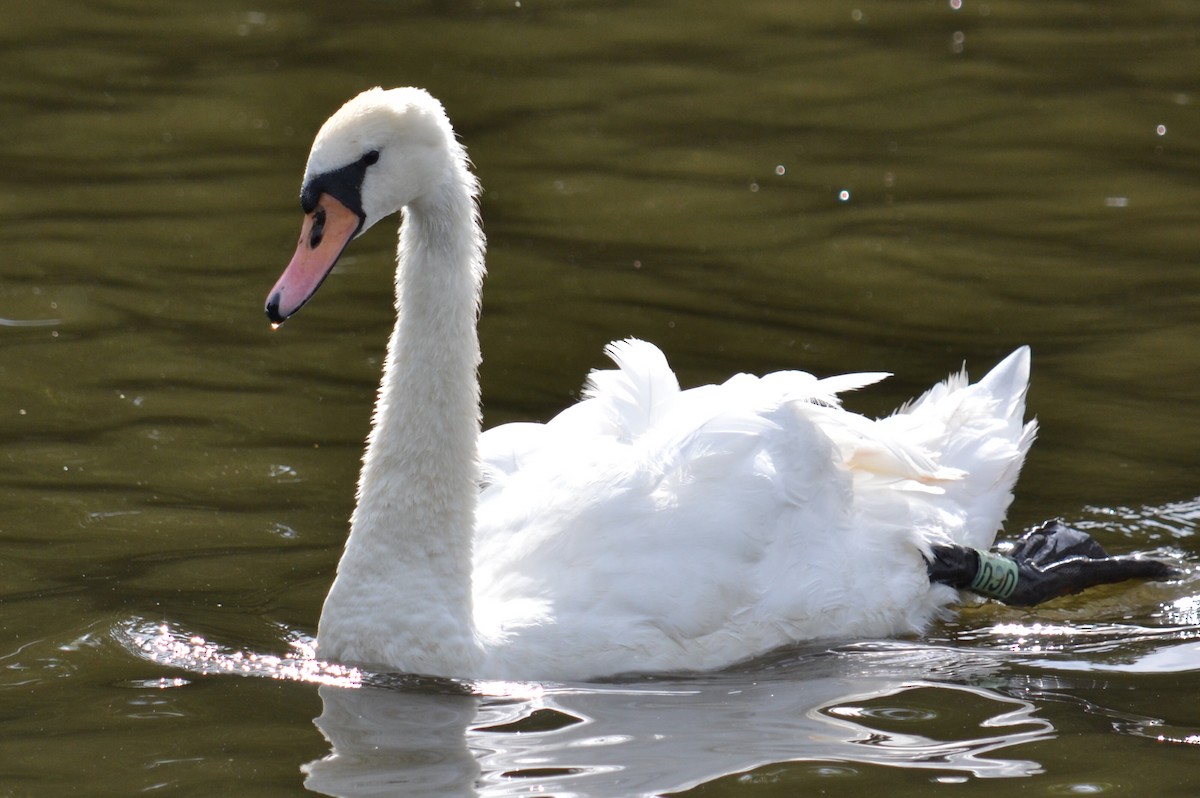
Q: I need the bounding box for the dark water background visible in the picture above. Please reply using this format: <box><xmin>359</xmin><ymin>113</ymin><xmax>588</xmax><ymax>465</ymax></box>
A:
<box><xmin>2</xmin><ymin>1</ymin><xmax>1199</xmax><ymax>795</ymax></box>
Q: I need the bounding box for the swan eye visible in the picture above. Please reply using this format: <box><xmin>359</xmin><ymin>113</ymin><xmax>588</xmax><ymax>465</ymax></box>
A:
<box><xmin>310</xmin><ymin>206</ymin><xmax>326</xmax><ymax>248</ymax></box>
<box><xmin>362</xmin><ymin>150</ymin><xmax>380</xmax><ymax>166</ymax></box>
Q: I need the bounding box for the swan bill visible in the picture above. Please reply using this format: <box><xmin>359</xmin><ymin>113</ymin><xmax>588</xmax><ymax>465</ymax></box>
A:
<box><xmin>265</xmin><ymin>193</ymin><xmax>362</xmax><ymax>324</ymax></box>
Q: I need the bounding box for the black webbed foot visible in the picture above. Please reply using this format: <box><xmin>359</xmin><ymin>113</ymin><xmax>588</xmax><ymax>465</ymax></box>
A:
<box><xmin>999</xmin><ymin>519</ymin><xmax>1177</xmax><ymax>605</ymax></box>
<box><xmin>927</xmin><ymin>519</ymin><xmax>1178</xmax><ymax>607</ymax></box>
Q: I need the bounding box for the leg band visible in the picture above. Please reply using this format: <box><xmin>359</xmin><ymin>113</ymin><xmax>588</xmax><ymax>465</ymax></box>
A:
<box><xmin>969</xmin><ymin>551</ymin><xmax>1020</xmax><ymax>601</ymax></box>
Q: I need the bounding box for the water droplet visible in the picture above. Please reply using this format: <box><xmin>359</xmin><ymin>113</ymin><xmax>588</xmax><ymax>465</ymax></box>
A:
<box><xmin>949</xmin><ymin>0</ymin><xmax>963</xmax><ymax>9</ymax></box>
<box><xmin>1156</xmin><ymin>124</ymin><xmax>1167</xmax><ymax>136</ymax></box>
<box><xmin>1052</xmin><ymin>783</ymin><xmax>1109</xmax><ymax>795</ymax></box>
<box><xmin>1105</xmin><ymin>197</ymin><xmax>1129</xmax><ymax>208</ymax></box>
<box><xmin>749</xmin><ymin>181</ymin><xmax>759</xmax><ymax>192</ymax></box>
<box><xmin>838</xmin><ymin>189</ymin><xmax>851</xmax><ymax>202</ymax></box>
<box><xmin>273</xmin><ymin>523</ymin><xmax>298</xmax><ymax>539</ymax></box>
<box><xmin>775</xmin><ymin>164</ymin><xmax>786</xmax><ymax>176</ymax></box>
<box><xmin>269</xmin><ymin>464</ymin><xmax>299</xmax><ymax>482</ymax></box>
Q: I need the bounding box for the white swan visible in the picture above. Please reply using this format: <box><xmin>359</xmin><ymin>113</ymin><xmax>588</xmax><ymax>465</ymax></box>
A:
<box><xmin>266</xmin><ymin>87</ymin><xmax>1036</xmax><ymax>682</ymax></box>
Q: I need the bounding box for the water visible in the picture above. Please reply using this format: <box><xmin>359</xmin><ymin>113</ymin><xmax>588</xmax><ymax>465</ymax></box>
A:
<box><xmin>2</xmin><ymin>0</ymin><xmax>1199</xmax><ymax>795</ymax></box>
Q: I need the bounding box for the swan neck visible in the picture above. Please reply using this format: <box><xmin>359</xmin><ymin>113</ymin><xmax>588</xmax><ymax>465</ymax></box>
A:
<box><xmin>319</xmin><ymin>167</ymin><xmax>485</xmax><ymax>676</ymax></box>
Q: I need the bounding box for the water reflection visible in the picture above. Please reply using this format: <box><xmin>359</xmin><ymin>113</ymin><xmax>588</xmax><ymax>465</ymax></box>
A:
<box><xmin>125</xmin><ymin>622</ymin><xmax>1052</xmax><ymax>795</ymax></box>
<box><xmin>302</xmin><ymin>658</ymin><xmax>1050</xmax><ymax>797</ymax></box>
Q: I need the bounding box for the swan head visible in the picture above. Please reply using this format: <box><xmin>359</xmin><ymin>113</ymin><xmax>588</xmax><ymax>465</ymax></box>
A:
<box><xmin>265</xmin><ymin>87</ymin><xmax>459</xmax><ymax>324</ymax></box>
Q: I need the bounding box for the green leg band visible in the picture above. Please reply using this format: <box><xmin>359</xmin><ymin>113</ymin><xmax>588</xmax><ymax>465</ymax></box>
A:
<box><xmin>969</xmin><ymin>550</ymin><xmax>1020</xmax><ymax>601</ymax></box>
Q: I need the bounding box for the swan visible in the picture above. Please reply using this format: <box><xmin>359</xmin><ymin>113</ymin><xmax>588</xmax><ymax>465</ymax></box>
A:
<box><xmin>264</xmin><ymin>87</ymin><xmax>1168</xmax><ymax>682</ymax></box>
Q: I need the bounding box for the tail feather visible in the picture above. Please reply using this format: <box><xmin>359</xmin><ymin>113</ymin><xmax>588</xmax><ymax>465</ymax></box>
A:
<box><xmin>878</xmin><ymin>348</ymin><xmax>1037</xmax><ymax>549</ymax></box>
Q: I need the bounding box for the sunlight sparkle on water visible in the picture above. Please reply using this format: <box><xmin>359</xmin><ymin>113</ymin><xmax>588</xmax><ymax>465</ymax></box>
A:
<box><xmin>1164</xmin><ymin>595</ymin><xmax>1200</xmax><ymax>626</ymax></box>
<box><xmin>987</xmin><ymin>622</ymin><xmax>1078</xmax><ymax>653</ymax></box>
<box><xmin>990</xmin><ymin>622</ymin><xmax>1074</xmax><ymax>636</ymax></box>
<box><xmin>1158</xmin><ymin>734</ymin><xmax>1200</xmax><ymax>746</ymax></box>
<box><xmin>129</xmin><ymin>622</ymin><xmax>366</xmax><ymax>688</ymax></box>
<box><xmin>119</xmin><ymin>619</ymin><xmax>545</xmax><ymax>699</ymax></box>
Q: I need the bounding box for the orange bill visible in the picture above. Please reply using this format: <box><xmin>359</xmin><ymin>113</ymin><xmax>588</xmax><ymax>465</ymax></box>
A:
<box><xmin>265</xmin><ymin>193</ymin><xmax>362</xmax><ymax>324</ymax></box>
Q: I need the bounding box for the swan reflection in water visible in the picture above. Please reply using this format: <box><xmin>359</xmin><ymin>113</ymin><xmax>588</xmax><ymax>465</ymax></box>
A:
<box><xmin>127</xmin><ymin>608</ymin><xmax>1200</xmax><ymax>797</ymax></box>
<box><xmin>298</xmin><ymin>643</ymin><xmax>1049</xmax><ymax>797</ymax></box>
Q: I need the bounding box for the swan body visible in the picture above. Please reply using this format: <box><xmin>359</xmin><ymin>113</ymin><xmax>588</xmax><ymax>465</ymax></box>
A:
<box><xmin>266</xmin><ymin>87</ymin><xmax>1037</xmax><ymax>681</ymax></box>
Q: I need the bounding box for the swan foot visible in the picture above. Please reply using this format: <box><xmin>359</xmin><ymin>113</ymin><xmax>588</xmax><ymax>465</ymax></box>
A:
<box><xmin>927</xmin><ymin>519</ymin><xmax>1177</xmax><ymax>606</ymax></box>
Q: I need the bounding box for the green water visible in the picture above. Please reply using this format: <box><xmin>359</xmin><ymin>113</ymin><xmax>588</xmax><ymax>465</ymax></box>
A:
<box><xmin>2</xmin><ymin>1</ymin><xmax>1199</xmax><ymax>795</ymax></box>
